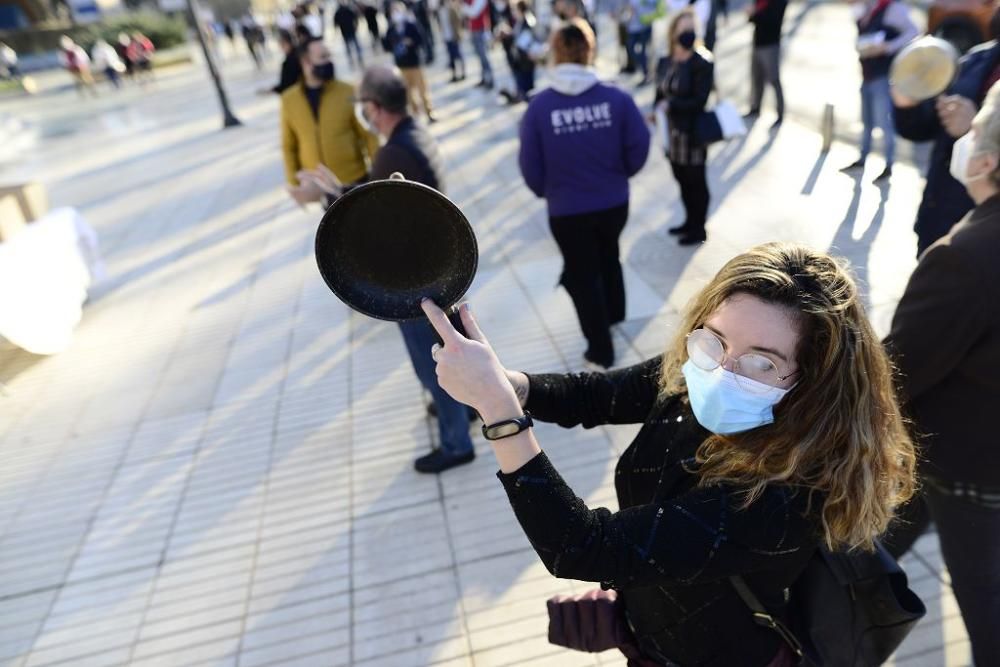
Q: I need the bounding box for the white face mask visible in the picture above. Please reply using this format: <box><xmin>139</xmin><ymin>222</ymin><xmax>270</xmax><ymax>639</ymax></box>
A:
<box><xmin>682</xmin><ymin>360</ymin><xmax>790</xmax><ymax>435</ymax></box>
<box><xmin>392</xmin><ymin>11</ymin><xmax>406</xmax><ymax>23</ymax></box>
<box><xmin>949</xmin><ymin>131</ymin><xmax>990</xmax><ymax>187</ymax></box>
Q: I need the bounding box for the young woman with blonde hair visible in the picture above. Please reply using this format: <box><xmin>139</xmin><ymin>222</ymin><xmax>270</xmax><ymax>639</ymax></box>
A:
<box><xmin>421</xmin><ymin>242</ymin><xmax>916</xmax><ymax>666</ymax></box>
<box><xmin>654</xmin><ymin>8</ymin><xmax>714</xmax><ymax>245</ymax></box>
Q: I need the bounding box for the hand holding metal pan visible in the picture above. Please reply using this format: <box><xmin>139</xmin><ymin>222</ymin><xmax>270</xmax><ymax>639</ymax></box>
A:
<box><xmin>890</xmin><ymin>36</ymin><xmax>960</xmax><ymax>102</ymax></box>
<box><xmin>314</xmin><ymin>174</ymin><xmax>478</xmax><ymax>333</ymax></box>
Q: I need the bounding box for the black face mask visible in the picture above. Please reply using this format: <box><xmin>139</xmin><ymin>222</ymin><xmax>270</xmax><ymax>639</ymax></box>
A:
<box><xmin>557</xmin><ymin>11</ymin><xmax>568</xmax><ymax>19</ymax></box>
<box><xmin>677</xmin><ymin>30</ymin><xmax>696</xmax><ymax>50</ymax></box>
<box><xmin>313</xmin><ymin>62</ymin><xmax>335</xmax><ymax>81</ymax></box>
<box><xmin>991</xmin><ymin>7</ymin><xmax>1000</xmax><ymax>40</ymax></box>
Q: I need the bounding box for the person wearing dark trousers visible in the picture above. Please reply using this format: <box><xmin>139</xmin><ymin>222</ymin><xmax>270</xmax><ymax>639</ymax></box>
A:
<box><xmin>297</xmin><ymin>65</ymin><xmax>475</xmax><ymax>474</ymax></box>
<box><xmin>655</xmin><ymin>8</ymin><xmax>714</xmax><ymax>245</ymax></box>
<box><xmin>334</xmin><ymin>1</ymin><xmax>365</xmax><ymax>67</ymax></box>
<box><xmin>746</xmin><ymin>0</ymin><xmax>786</xmax><ymax>127</ymax></box>
<box><xmin>518</xmin><ymin>20</ymin><xmax>650</xmax><ymax>369</ymax></box>
<box><xmin>409</xmin><ymin>0</ymin><xmax>436</xmax><ymax>63</ymax></box>
<box><xmin>882</xmin><ymin>82</ymin><xmax>1000</xmax><ymax>665</ymax></box>
<box><xmin>840</xmin><ymin>0</ymin><xmax>917</xmax><ymax>183</ymax></box>
<box><xmin>891</xmin><ymin>9</ymin><xmax>1000</xmax><ymax>256</ymax></box>
<box><xmin>625</xmin><ymin>0</ymin><xmax>659</xmax><ymax>84</ymax></box>
<box><xmin>439</xmin><ymin>0</ymin><xmax>466</xmax><ymax>81</ymax></box>
<box><xmin>270</xmin><ymin>30</ymin><xmax>302</xmax><ymax>94</ymax></box>
<box><xmin>499</xmin><ymin>0</ymin><xmax>539</xmax><ymax>104</ymax></box>
<box><xmin>361</xmin><ymin>0</ymin><xmax>382</xmax><ymax>48</ymax></box>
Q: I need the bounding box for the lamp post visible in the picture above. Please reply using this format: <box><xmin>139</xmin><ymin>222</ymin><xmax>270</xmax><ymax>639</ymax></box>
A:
<box><xmin>185</xmin><ymin>0</ymin><xmax>241</xmax><ymax>128</ymax></box>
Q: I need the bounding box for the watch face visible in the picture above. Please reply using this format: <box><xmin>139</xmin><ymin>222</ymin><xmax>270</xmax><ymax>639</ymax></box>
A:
<box><xmin>489</xmin><ymin>422</ymin><xmax>522</xmax><ymax>438</ymax></box>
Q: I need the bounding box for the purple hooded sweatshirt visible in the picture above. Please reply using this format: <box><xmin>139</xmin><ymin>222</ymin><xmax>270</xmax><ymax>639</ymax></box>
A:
<box><xmin>519</xmin><ymin>64</ymin><xmax>651</xmax><ymax>217</ymax></box>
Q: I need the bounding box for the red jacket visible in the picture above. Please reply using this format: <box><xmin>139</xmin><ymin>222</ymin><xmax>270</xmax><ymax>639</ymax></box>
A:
<box><xmin>464</xmin><ymin>0</ymin><xmax>491</xmax><ymax>32</ymax></box>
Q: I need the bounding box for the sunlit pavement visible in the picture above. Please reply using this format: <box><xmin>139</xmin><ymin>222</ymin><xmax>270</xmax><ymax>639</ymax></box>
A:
<box><xmin>0</xmin><ymin>3</ymin><xmax>970</xmax><ymax>665</ymax></box>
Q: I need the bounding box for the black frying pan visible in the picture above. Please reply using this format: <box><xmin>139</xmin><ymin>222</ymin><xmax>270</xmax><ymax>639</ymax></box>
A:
<box><xmin>314</xmin><ymin>175</ymin><xmax>478</xmax><ymax>327</ymax></box>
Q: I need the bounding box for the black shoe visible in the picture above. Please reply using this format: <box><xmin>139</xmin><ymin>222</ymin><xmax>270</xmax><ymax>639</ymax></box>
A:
<box><xmin>840</xmin><ymin>159</ymin><xmax>865</xmax><ymax>173</ymax></box>
<box><xmin>449</xmin><ymin>75</ymin><xmax>459</xmax><ymax>83</ymax></box>
<box><xmin>678</xmin><ymin>231</ymin><xmax>707</xmax><ymax>246</ymax></box>
<box><xmin>427</xmin><ymin>113</ymin><xmax>438</xmax><ymax>124</ymax></box>
<box><xmin>499</xmin><ymin>89</ymin><xmax>515</xmax><ymax>102</ymax></box>
<box><xmin>770</xmin><ymin>117</ymin><xmax>783</xmax><ymax>130</ymax></box>
<box><xmin>414</xmin><ymin>448</ymin><xmax>475</xmax><ymax>473</ymax></box>
<box><xmin>668</xmin><ymin>223</ymin><xmax>689</xmax><ymax>235</ymax></box>
<box><xmin>476</xmin><ymin>79</ymin><xmax>488</xmax><ymax>88</ymax></box>
<box><xmin>872</xmin><ymin>166</ymin><xmax>892</xmax><ymax>183</ymax></box>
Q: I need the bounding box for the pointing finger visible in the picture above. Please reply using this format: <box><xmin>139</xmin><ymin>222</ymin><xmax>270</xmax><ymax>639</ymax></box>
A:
<box><xmin>421</xmin><ymin>298</ymin><xmax>461</xmax><ymax>346</ymax></box>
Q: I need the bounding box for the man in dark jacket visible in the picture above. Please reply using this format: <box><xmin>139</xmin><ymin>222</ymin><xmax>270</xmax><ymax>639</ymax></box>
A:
<box><xmin>334</xmin><ymin>1</ymin><xmax>365</xmax><ymax>67</ymax></box>
<box><xmin>298</xmin><ymin>65</ymin><xmax>474</xmax><ymax>474</ymax></box>
<box><xmin>745</xmin><ymin>0</ymin><xmax>786</xmax><ymax>128</ymax></box>
<box><xmin>883</xmin><ymin>81</ymin><xmax>1000</xmax><ymax>665</ymax></box>
<box><xmin>892</xmin><ymin>26</ymin><xmax>1000</xmax><ymax>255</ymax></box>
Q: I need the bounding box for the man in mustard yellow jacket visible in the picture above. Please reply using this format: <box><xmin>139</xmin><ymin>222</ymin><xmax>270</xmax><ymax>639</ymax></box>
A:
<box><xmin>281</xmin><ymin>37</ymin><xmax>379</xmax><ymax>205</ymax></box>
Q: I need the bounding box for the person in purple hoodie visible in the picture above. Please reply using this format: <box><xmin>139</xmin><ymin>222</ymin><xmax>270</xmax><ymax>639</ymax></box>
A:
<box><xmin>519</xmin><ymin>18</ymin><xmax>651</xmax><ymax>370</ymax></box>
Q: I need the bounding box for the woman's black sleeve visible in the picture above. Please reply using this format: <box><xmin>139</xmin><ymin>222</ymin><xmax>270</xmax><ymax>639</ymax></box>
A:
<box><xmin>524</xmin><ymin>357</ymin><xmax>664</xmax><ymax>428</ymax></box>
<box><xmin>498</xmin><ymin>453</ymin><xmax>816</xmax><ymax>589</ymax></box>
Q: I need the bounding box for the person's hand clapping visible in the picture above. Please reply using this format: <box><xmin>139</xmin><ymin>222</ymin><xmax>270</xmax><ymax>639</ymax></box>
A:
<box><xmin>421</xmin><ymin>299</ymin><xmax>522</xmax><ymax>423</ymax></box>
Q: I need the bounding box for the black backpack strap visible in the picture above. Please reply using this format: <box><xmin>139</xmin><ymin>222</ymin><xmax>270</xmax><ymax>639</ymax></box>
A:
<box><xmin>729</xmin><ymin>576</ymin><xmax>804</xmax><ymax>660</ymax></box>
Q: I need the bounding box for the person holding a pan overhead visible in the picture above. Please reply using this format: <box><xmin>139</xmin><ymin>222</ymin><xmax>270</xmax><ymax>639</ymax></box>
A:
<box><xmin>305</xmin><ymin>65</ymin><xmax>477</xmax><ymax>474</ymax></box>
<box><xmin>420</xmin><ymin>243</ymin><xmax>916</xmax><ymax>666</ymax></box>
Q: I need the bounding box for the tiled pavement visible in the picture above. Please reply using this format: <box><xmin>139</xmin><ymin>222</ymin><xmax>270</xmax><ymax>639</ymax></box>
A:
<box><xmin>0</xmin><ymin>5</ymin><xmax>973</xmax><ymax>666</ymax></box>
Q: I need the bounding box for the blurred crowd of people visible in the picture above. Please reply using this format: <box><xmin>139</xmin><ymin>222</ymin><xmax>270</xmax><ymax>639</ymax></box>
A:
<box><xmin>56</xmin><ymin>32</ymin><xmax>155</xmax><ymax>96</ymax></box>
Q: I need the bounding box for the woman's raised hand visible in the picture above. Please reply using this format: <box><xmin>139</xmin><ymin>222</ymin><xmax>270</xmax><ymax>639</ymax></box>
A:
<box><xmin>421</xmin><ymin>299</ymin><xmax>523</xmax><ymax>423</ymax></box>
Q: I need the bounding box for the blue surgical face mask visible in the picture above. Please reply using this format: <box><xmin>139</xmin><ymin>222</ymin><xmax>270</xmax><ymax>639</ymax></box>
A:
<box><xmin>682</xmin><ymin>360</ymin><xmax>790</xmax><ymax>435</ymax></box>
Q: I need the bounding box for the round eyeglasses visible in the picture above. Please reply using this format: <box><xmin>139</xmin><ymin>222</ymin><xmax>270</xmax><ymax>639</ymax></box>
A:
<box><xmin>686</xmin><ymin>328</ymin><xmax>799</xmax><ymax>394</ymax></box>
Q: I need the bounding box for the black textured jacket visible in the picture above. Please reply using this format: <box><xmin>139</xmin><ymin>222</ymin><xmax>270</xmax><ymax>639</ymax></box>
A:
<box><xmin>749</xmin><ymin>0</ymin><xmax>787</xmax><ymax>48</ymax></box>
<box><xmin>654</xmin><ymin>52</ymin><xmax>714</xmax><ymax>135</ymax></box>
<box><xmin>893</xmin><ymin>40</ymin><xmax>1000</xmax><ymax>255</ymax></box>
<box><xmin>498</xmin><ymin>358</ymin><xmax>821</xmax><ymax>666</ymax></box>
<box><xmin>885</xmin><ymin>194</ymin><xmax>1000</xmax><ymax>487</ymax></box>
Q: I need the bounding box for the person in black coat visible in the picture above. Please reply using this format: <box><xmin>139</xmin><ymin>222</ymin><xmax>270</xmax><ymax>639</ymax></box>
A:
<box><xmin>334</xmin><ymin>1</ymin><xmax>365</xmax><ymax>67</ymax></box>
<box><xmin>268</xmin><ymin>30</ymin><xmax>302</xmax><ymax>94</ymax></box>
<box><xmin>419</xmin><ymin>242</ymin><xmax>916</xmax><ymax>666</ymax></box>
<box><xmin>746</xmin><ymin>0</ymin><xmax>787</xmax><ymax>127</ymax></box>
<box><xmin>654</xmin><ymin>8</ymin><xmax>714</xmax><ymax>246</ymax></box>
<box><xmin>883</xmin><ymin>81</ymin><xmax>1000</xmax><ymax>666</ymax></box>
<box><xmin>892</xmin><ymin>12</ymin><xmax>1000</xmax><ymax>256</ymax></box>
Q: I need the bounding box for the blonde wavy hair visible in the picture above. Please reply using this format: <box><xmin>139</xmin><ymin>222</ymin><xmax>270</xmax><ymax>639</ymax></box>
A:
<box><xmin>660</xmin><ymin>243</ymin><xmax>916</xmax><ymax>551</ymax></box>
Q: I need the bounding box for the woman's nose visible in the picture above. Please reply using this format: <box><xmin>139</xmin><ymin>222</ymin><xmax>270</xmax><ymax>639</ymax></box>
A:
<box><xmin>721</xmin><ymin>357</ymin><xmax>737</xmax><ymax>373</ymax></box>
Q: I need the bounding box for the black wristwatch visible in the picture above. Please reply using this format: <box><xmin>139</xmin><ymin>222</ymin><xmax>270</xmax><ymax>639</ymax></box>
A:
<box><xmin>482</xmin><ymin>412</ymin><xmax>533</xmax><ymax>441</ymax></box>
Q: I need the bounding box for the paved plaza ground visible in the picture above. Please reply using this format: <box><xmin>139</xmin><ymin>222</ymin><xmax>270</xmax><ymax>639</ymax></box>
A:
<box><xmin>0</xmin><ymin>2</ymin><xmax>974</xmax><ymax>665</ymax></box>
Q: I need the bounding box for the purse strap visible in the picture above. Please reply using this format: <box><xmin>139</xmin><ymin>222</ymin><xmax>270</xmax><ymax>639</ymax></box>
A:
<box><xmin>729</xmin><ymin>576</ymin><xmax>804</xmax><ymax>660</ymax></box>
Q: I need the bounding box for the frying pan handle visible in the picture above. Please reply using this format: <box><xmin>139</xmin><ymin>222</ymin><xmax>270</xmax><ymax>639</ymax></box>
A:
<box><xmin>430</xmin><ymin>305</ymin><xmax>468</xmax><ymax>347</ymax></box>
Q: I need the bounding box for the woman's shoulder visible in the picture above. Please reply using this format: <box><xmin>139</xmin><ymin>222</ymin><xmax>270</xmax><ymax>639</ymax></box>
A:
<box><xmin>692</xmin><ymin>48</ymin><xmax>714</xmax><ymax>68</ymax></box>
